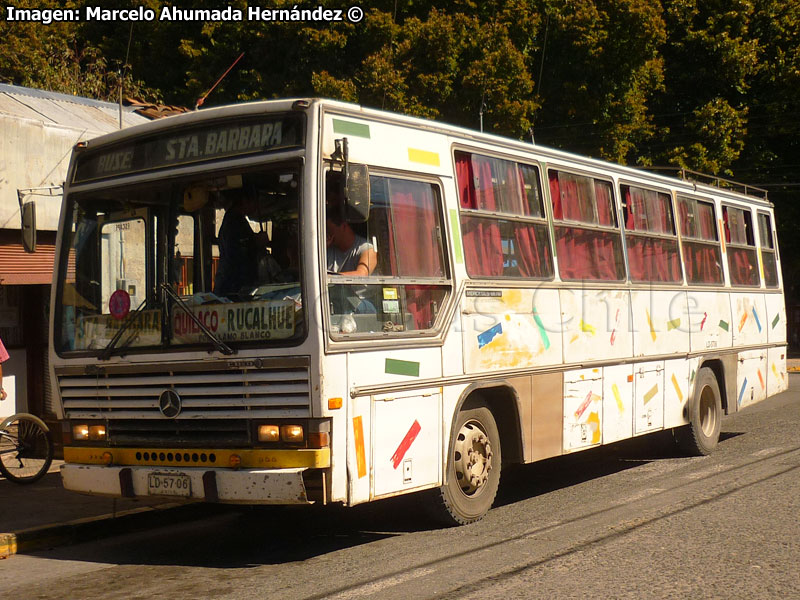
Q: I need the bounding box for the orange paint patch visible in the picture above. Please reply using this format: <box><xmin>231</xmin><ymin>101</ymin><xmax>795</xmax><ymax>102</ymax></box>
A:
<box><xmin>352</xmin><ymin>416</ymin><xmax>367</xmax><ymax>479</ymax></box>
<box><xmin>739</xmin><ymin>311</ymin><xmax>749</xmax><ymax>332</ymax></box>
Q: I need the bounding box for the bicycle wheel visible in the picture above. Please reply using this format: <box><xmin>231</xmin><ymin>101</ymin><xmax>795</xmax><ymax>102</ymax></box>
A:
<box><xmin>0</xmin><ymin>415</ymin><xmax>54</xmax><ymax>484</ymax></box>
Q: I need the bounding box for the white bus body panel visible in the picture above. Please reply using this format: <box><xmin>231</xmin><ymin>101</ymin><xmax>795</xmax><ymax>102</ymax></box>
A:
<box><xmin>736</xmin><ymin>349</ymin><xmax>768</xmax><ymax>409</ymax></box>
<box><xmin>462</xmin><ymin>288</ymin><xmax>562</xmax><ymax>372</ymax></box>
<box><xmin>346</xmin><ymin>347</ymin><xmax>442</xmax><ymax>503</ymax></box>
<box><xmin>563</xmin><ymin>368</ymin><xmax>603</xmax><ymax>452</ymax></box>
<box><xmin>631</xmin><ymin>290</ymin><xmax>689</xmax><ymax>357</ymax></box>
<box><xmin>731</xmin><ymin>293</ymin><xmax>769</xmax><ymax>347</ymax></box>
<box><xmin>561</xmin><ymin>289</ymin><xmax>632</xmax><ymax>363</ymax></box>
<box><xmin>633</xmin><ymin>360</ymin><xmax>664</xmax><ymax>434</ymax></box>
<box><xmin>765</xmin><ymin>293</ymin><xmax>787</xmax><ymax>344</ymax></box>
<box><xmin>602</xmin><ymin>364</ymin><xmax>634</xmax><ymax>444</ymax></box>
<box><xmin>767</xmin><ymin>347</ymin><xmax>788</xmax><ymax>396</ymax></box>
<box><xmin>687</xmin><ymin>291</ymin><xmax>734</xmax><ymax>352</ymax></box>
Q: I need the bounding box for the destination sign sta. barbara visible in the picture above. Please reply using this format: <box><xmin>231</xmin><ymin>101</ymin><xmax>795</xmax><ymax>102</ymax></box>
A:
<box><xmin>73</xmin><ymin>114</ymin><xmax>303</xmax><ymax>183</ymax></box>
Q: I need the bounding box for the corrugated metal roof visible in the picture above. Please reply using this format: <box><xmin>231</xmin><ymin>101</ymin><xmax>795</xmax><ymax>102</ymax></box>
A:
<box><xmin>0</xmin><ymin>239</ymin><xmax>56</xmax><ymax>285</ymax></box>
<box><xmin>0</xmin><ymin>83</ymin><xmax>147</xmax><ymax>133</ymax></box>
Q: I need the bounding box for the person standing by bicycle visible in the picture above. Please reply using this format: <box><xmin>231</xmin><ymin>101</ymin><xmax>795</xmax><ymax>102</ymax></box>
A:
<box><xmin>0</xmin><ymin>335</ymin><xmax>8</xmax><ymax>401</ymax></box>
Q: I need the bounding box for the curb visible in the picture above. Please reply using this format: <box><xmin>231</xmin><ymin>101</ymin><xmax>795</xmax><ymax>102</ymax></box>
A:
<box><xmin>0</xmin><ymin>502</ymin><xmax>223</xmax><ymax>557</ymax></box>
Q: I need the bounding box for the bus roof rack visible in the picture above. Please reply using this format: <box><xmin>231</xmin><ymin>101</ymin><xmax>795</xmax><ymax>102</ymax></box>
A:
<box><xmin>639</xmin><ymin>166</ymin><xmax>768</xmax><ymax>201</ymax></box>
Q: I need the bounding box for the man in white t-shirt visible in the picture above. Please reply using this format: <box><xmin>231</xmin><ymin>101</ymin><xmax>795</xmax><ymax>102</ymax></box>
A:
<box><xmin>325</xmin><ymin>214</ymin><xmax>377</xmax><ymax>276</ymax></box>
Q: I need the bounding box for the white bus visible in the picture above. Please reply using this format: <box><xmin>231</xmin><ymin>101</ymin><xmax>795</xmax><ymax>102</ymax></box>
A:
<box><xmin>50</xmin><ymin>99</ymin><xmax>787</xmax><ymax>524</ymax></box>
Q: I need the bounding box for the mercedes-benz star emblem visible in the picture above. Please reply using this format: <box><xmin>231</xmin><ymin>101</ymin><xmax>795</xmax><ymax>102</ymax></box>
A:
<box><xmin>158</xmin><ymin>389</ymin><xmax>182</xmax><ymax>418</ymax></box>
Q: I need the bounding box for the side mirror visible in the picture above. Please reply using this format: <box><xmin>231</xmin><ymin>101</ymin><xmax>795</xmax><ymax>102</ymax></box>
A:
<box><xmin>344</xmin><ymin>164</ymin><xmax>370</xmax><ymax>223</ymax></box>
<box><xmin>332</xmin><ymin>138</ymin><xmax>370</xmax><ymax>223</ymax></box>
<box><xmin>21</xmin><ymin>200</ymin><xmax>36</xmax><ymax>253</ymax></box>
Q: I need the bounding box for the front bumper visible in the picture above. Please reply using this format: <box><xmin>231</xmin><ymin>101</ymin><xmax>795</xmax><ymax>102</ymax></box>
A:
<box><xmin>61</xmin><ymin>446</ymin><xmax>330</xmax><ymax>504</ymax></box>
<box><xmin>61</xmin><ymin>463</ymin><xmax>314</xmax><ymax>504</ymax></box>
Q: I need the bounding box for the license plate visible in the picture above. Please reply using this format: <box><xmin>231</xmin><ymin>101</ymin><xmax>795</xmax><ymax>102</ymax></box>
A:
<box><xmin>147</xmin><ymin>472</ymin><xmax>191</xmax><ymax>497</ymax></box>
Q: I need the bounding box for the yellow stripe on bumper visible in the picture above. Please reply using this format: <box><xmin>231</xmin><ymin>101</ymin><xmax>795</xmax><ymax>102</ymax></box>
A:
<box><xmin>64</xmin><ymin>446</ymin><xmax>330</xmax><ymax>469</ymax></box>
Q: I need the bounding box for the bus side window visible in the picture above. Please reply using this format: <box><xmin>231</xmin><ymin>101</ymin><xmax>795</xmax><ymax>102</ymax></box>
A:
<box><xmin>622</xmin><ymin>184</ymin><xmax>681</xmax><ymax>283</ymax></box>
<box><xmin>758</xmin><ymin>212</ymin><xmax>780</xmax><ymax>288</ymax></box>
<box><xmin>455</xmin><ymin>151</ymin><xmax>553</xmax><ymax>280</ymax></box>
<box><xmin>677</xmin><ymin>196</ymin><xmax>724</xmax><ymax>285</ymax></box>
<box><xmin>549</xmin><ymin>170</ymin><xmax>625</xmax><ymax>281</ymax></box>
<box><xmin>327</xmin><ymin>174</ymin><xmax>451</xmax><ymax>335</ymax></box>
<box><xmin>723</xmin><ymin>205</ymin><xmax>759</xmax><ymax>287</ymax></box>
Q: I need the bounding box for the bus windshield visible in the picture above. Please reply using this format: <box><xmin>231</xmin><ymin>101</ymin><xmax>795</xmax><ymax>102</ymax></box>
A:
<box><xmin>55</xmin><ymin>164</ymin><xmax>303</xmax><ymax>355</ymax></box>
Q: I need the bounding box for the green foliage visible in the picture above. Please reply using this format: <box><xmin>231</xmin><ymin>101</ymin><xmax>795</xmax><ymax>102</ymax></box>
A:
<box><xmin>0</xmin><ymin>1</ymin><xmax>156</xmax><ymax>101</ymax></box>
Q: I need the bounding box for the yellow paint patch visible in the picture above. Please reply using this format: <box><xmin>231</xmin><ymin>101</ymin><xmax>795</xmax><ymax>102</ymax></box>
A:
<box><xmin>570</xmin><ymin>334</ymin><xmax>579</xmax><ymax>344</ymax></box>
<box><xmin>643</xmin><ymin>384</ymin><xmax>658</xmax><ymax>404</ymax></box>
<box><xmin>772</xmin><ymin>362</ymin><xmax>781</xmax><ymax>382</ymax></box>
<box><xmin>587</xmin><ymin>411</ymin><xmax>601</xmax><ymax>444</ymax></box>
<box><xmin>580</xmin><ymin>320</ymin><xmax>596</xmax><ymax>335</ymax></box>
<box><xmin>63</xmin><ymin>446</ymin><xmax>330</xmax><ymax>469</ymax></box>
<box><xmin>476</xmin><ymin>327</ymin><xmax>534</xmax><ymax>369</ymax></box>
<box><xmin>671</xmin><ymin>373</ymin><xmax>684</xmax><ymax>402</ymax></box>
<box><xmin>353</xmin><ymin>416</ymin><xmax>367</xmax><ymax>479</ymax></box>
<box><xmin>646</xmin><ymin>309</ymin><xmax>657</xmax><ymax>342</ymax></box>
<box><xmin>407</xmin><ymin>147</ymin><xmax>440</xmax><ymax>166</ymax></box>
<box><xmin>612</xmin><ymin>383</ymin><xmax>624</xmax><ymax>413</ymax></box>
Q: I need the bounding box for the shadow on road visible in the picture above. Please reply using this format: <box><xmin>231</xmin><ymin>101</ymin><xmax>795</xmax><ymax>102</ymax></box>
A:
<box><xmin>26</xmin><ymin>429</ymin><xmax>747</xmax><ymax>568</ymax></box>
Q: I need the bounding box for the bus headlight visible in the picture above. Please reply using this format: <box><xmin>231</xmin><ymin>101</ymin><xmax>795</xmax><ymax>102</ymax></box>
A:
<box><xmin>257</xmin><ymin>425</ymin><xmax>280</xmax><ymax>442</ymax></box>
<box><xmin>89</xmin><ymin>425</ymin><xmax>107</xmax><ymax>441</ymax></box>
<box><xmin>72</xmin><ymin>424</ymin><xmax>89</xmax><ymax>441</ymax></box>
<box><xmin>280</xmin><ymin>424</ymin><xmax>304</xmax><ymax>443</ymax></box>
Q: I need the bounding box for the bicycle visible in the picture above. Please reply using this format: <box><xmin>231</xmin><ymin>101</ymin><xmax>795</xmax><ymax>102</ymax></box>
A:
<box><xmin>0</xmin><ymin>413</ymin><xmax>53</xmax><ymax>484</ymax></box>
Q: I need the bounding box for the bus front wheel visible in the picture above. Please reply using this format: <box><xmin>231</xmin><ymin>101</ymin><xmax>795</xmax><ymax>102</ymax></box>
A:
<box><xmin>434</xmin><ymin>405</ymin><xmax>501</xmax><ymax>526</ymax></box>
<box><xmin>676</xmin><ymin>367</ymin><xmax>722</xmax><ymax>456</ymax></box>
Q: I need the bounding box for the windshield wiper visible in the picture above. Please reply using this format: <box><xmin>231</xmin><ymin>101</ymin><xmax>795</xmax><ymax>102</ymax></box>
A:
<box><xmin>98</xmin><ymin>298</ymin><xmax>151</xmax><ymax>361</ymax></box>
<box><xmin>160</xmin><ymin>283</ymin><xmax>235</xmax><ymax>355</ymax></box>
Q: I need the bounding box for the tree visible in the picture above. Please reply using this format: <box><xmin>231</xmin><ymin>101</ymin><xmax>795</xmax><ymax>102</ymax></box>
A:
<box><xmin>0</xmin><ymin>1</ymin><xmax>155</xmax><ymax>101</ymax></box>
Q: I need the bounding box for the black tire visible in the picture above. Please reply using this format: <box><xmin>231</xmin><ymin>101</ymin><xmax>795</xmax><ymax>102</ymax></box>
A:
<box><xmin>432</xmin><ymin>405</ymin><xmax>501</xmax><ymax>526</ymax></box>
<box><xmin>676</xmin><ymin>367</ymin><xmax>722</xmax><ymax>456</ymax></box>
<box><xmin>0</xmin><ymin>415</ymin><xmax>54</xmax><ymax>484</ymax></box>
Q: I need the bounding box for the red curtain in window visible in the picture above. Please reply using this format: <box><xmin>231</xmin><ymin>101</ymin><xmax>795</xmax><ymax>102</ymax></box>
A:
<box><xmin>551</xmin><ymin>173</ymin><xmax>621</xmax><ymax>280</ymax></box>
<box><xmin>679</xmin><ymin>199</ymin><xmax>722</xmax><ymax>284</ymax></box>
<box><xmin>456</xmin><ymin>154</ymin><xmax>503</xmax><ymax>276</ymax></box>
<box><xmin>388</xmin><ymin>181</ymin><xmax>443</xmax><ymax>328</ymax></box>
<box><xmin>625</xmin><ymin>188</ymin><xmax>680</xmax><ymax>282</ymax></box>
<box><xmin>511</xmin><ymin>167</ymin><xmax>550</xmax><ymax>277</ymax></box>
<box><xmin>389</xmin><ymin>181</ymin><xmax>441</xmax><ymax>277</ymax></box>
<box><xmin>723</xmin><ymin>207</ymin><xmax>758</xmax><ymax>286</ymax></box>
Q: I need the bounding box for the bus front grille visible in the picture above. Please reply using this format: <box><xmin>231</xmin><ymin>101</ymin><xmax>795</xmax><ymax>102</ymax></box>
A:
<box><xmin>55</xmin><ymin>357</ymin><xmax>312</xmax><ymax>420</ymax></box>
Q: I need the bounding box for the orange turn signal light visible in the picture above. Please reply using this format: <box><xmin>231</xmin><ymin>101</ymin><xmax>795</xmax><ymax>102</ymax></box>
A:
<box><xmin>328</xmin><ymin>397</ymin><xmax>343</xmax><ymax>410</ymax></box>
<box><xmin>308</xmin><ymin>432</ymin><xmax>330</xmax><ymax>449</ymax></box>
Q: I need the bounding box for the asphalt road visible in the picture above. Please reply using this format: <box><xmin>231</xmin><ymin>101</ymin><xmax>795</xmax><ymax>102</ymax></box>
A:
<box><xmin>1</xmin><ymin>375</ymin><xmax>799</xmax><ymax>599</ymax></box>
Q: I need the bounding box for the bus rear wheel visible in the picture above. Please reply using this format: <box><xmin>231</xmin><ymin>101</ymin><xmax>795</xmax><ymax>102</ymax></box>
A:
<box><xmin>676</xmin><ymin>367</ymin><xmax>722</xmax><ymax>456</ymax></box>
<box><xmin>433</xmin><ymin>405</ymin><xmax>501</xmax><ymax>526</ymax></box>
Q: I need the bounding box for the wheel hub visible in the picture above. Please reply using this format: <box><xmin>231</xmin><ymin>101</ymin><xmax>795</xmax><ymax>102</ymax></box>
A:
<box><xmin>454</xmin><ymin>421</ymin><xmax>493</xmax><ymax>496</ymax></box>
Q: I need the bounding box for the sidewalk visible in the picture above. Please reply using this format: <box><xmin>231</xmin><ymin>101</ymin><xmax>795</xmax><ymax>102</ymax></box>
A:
<box><xmin>0</xmin><ymin>462</ymin><xmax>211</xmax><ymax>558</ymax></box>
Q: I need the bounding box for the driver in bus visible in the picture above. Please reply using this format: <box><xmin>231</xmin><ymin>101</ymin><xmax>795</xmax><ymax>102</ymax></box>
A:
<box><xmin>214</xmin><ymin>187</ymin><xmax>272</xmax><ymax>297</ymax></box>
<box><xmin>325</xmin><ymin>173</ymin><xmax>377</xmax><ymax>276</ymax></box>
